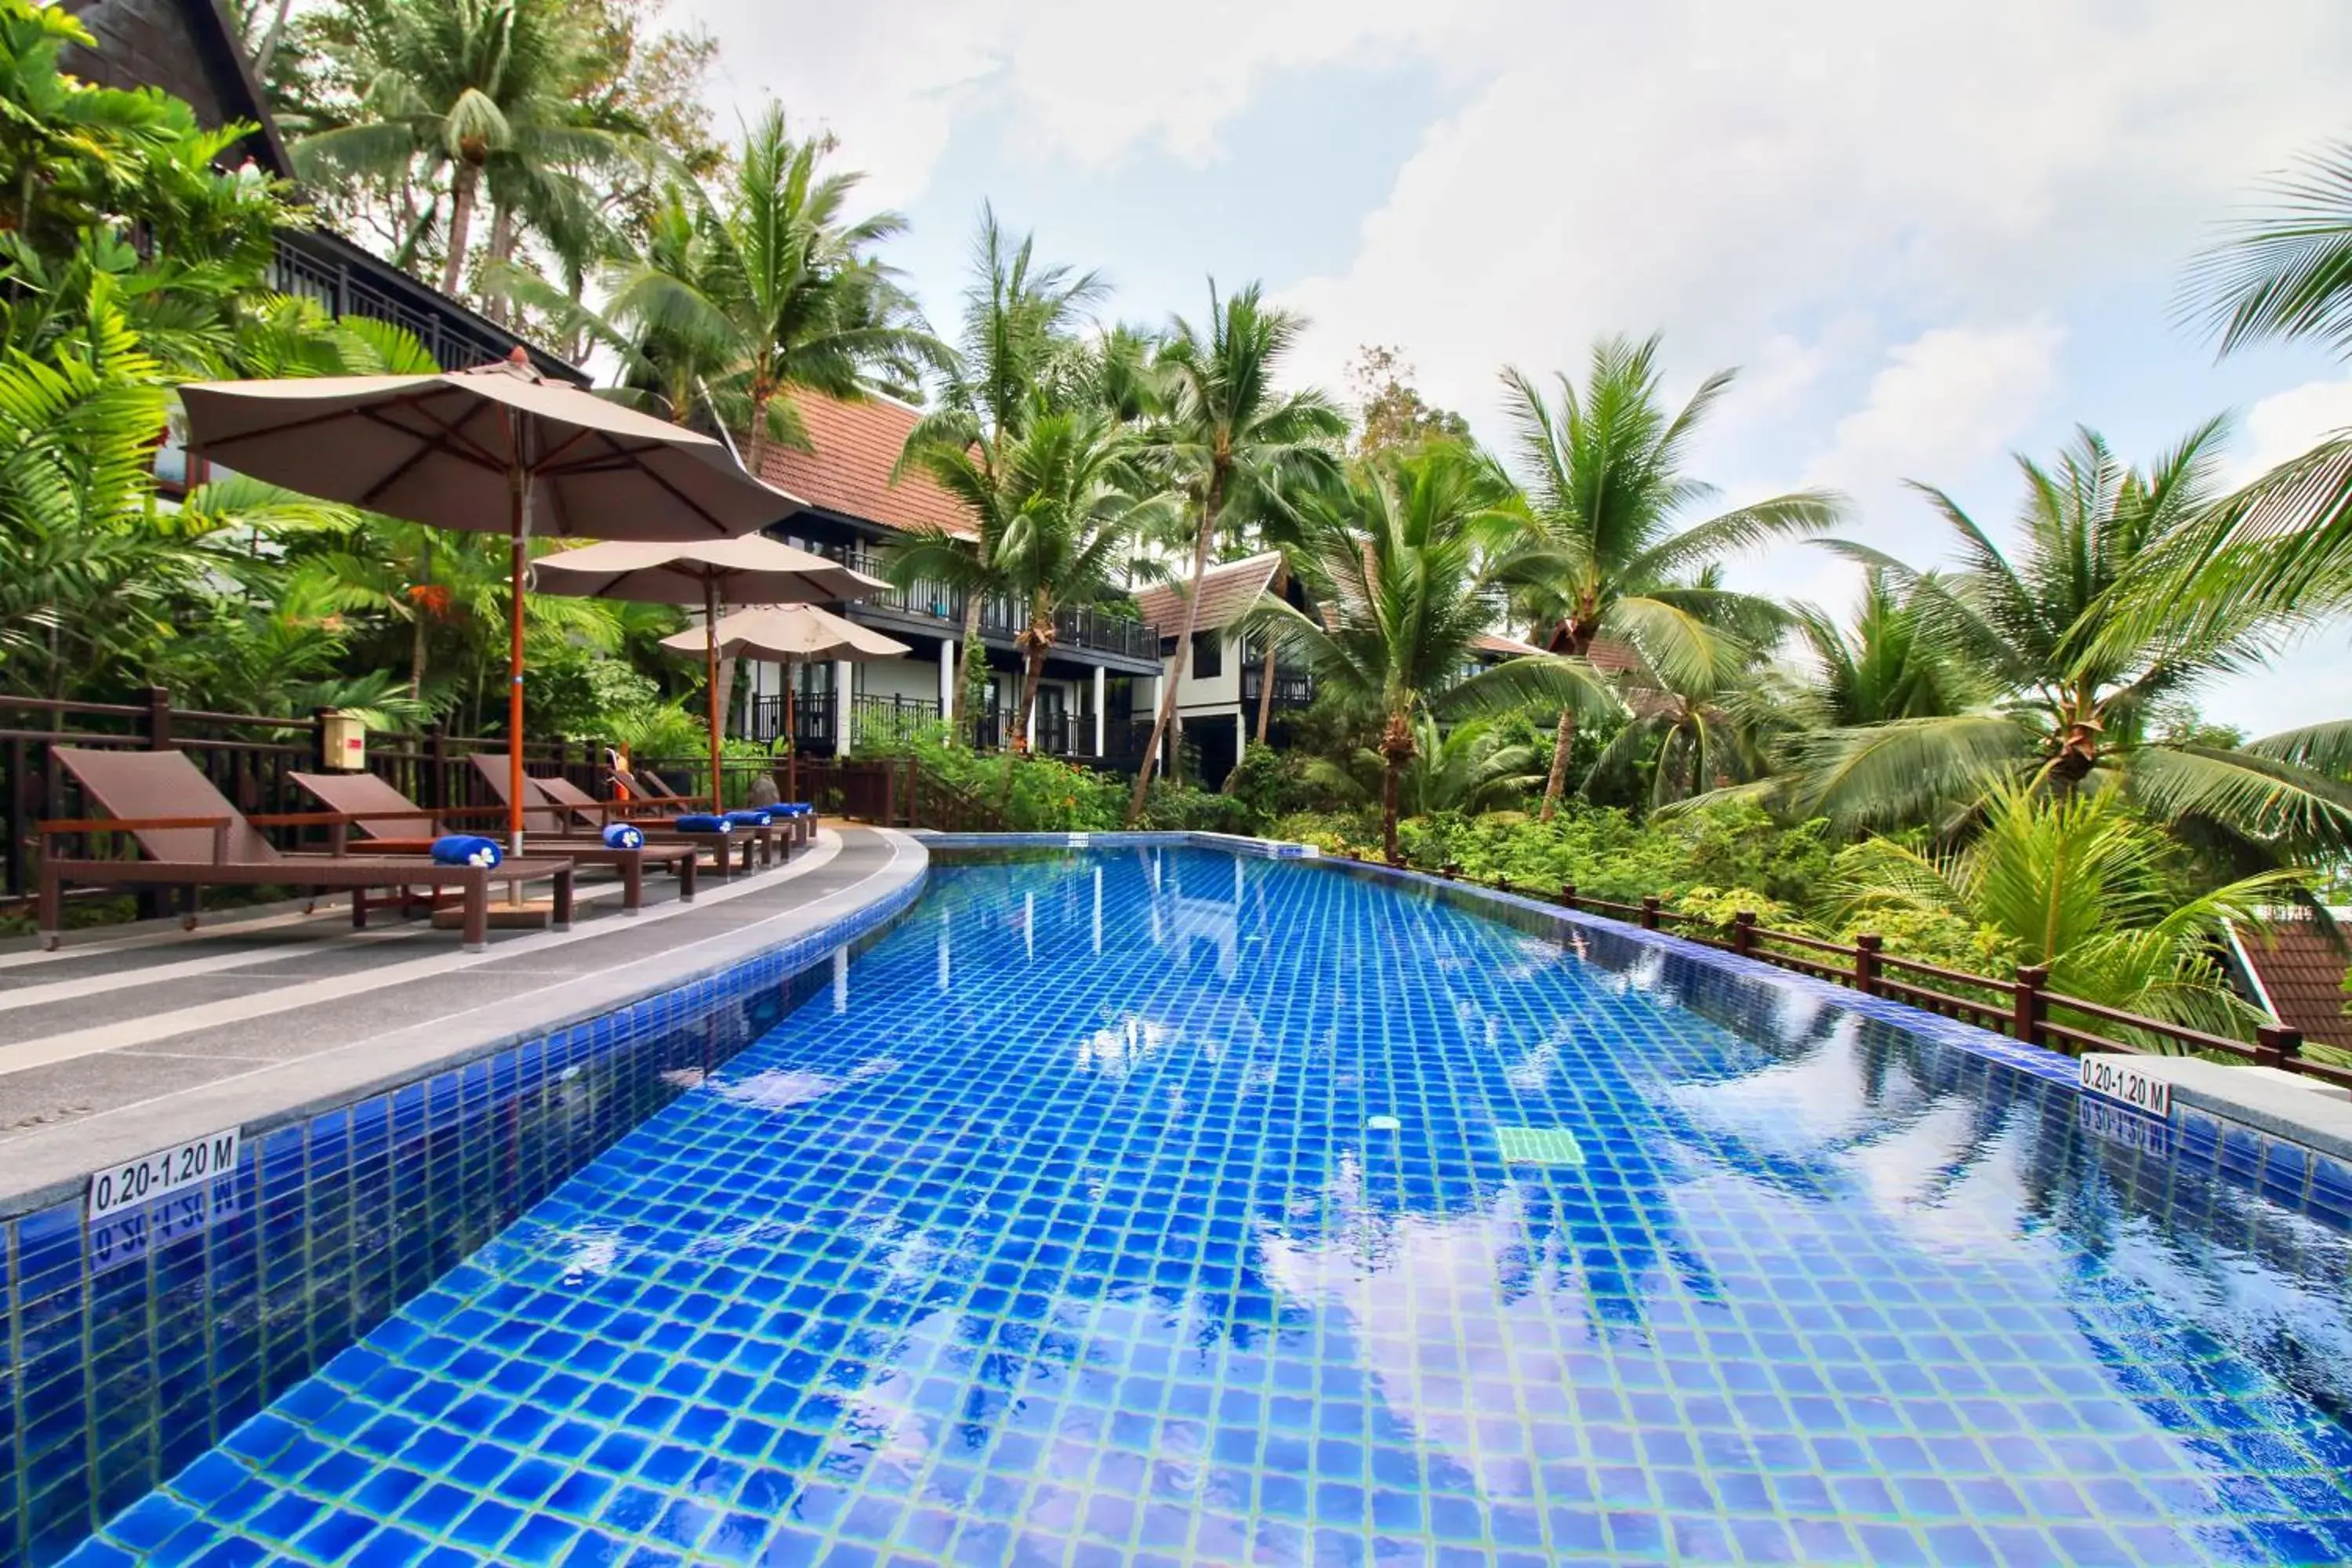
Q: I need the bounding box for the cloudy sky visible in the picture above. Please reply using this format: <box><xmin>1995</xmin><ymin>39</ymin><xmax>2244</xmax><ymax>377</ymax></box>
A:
<box><xmin>679</xmin><ymin>0</ymin><xmax>2352</xmax><ymax>735</ymax></box>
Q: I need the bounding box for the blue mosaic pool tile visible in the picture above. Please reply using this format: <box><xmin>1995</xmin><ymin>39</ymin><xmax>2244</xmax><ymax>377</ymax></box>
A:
<box><xmin>43</xmin><ymin>848</ymin><xmax>2352</xmax><ymax>1568</ymax></box>
<box><xmin>3</xmin><ymin>866</ymin><xmax>924</xmax><ymax>1566</ymax></box>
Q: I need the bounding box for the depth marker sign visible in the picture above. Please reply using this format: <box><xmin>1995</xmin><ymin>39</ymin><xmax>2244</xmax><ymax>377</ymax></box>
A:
<box><xmin>86</xmin><ymin>1127</ymin><xmax>241</xmax><ymax>1222</ymax></box>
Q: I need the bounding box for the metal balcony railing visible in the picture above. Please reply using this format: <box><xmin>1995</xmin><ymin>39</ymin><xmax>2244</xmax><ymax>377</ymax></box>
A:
<box><xmin>822</xmin><ymin>544</ymin><xmax>1161</xmax><ymax>662</ymax></box>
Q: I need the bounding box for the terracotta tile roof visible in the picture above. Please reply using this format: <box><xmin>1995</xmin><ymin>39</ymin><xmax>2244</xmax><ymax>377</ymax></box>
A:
<box><xmin>1131</xmin><ymin>550</ymin><xmax>1283</xmax><ymax>637</ymax></box>
<box><xmin>2234</xmin><ymin>916</ymin><xmax>2352</xmax><ymax>1049</ymax></box>
<box><xmin>1472</xmin><ymin>631</ymin><xmax>1642</xmax><ymax>675</ymax></box>
<box><xmin>750</xmin><ymin>390</ymin><xmax>976</xmax><ymax>539</ymax></box>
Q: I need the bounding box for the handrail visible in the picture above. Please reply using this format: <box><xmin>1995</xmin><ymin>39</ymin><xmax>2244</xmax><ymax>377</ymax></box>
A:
<box><xmin>1414</xmin><ymin>873</ymin><xmax>2350</xmax><ymax>1083</ymax></box>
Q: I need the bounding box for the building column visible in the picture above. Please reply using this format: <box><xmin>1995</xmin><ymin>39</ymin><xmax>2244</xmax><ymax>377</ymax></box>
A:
<box><xmin>1236</xmin><ymin>710</ymin><xmax>1248</xmax><ymax>762</ymax></box>
<box><xmin>938</xmin><ymin>638</ymin><xmax>953</xmax><ymax>713</ymax></box>
<box><xmin>1093</xmin><ymin>666</ymin><xmax>1106</xmax><ymax>757</ymax></box>
<box><xmin>1023</xmin><ymin>681</ymin><xmax>1037</xmax><ymax>750</ymax></box>
<box><xmin>835</xmin><ymin>659</ymin><xmax>854</xmax><ymax>750</ymax></box>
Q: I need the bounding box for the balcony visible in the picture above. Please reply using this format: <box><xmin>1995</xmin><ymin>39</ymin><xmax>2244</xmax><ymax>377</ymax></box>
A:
<box><xmin>268</xmin><ymin>230</ymin><xmax>586</xmax><ymax>383</ymax></box>
<box><xmin>822</xmin><ymin>544</ymin><xmax>1162</xmax><ymax>665</ymax></box>
<box><xmin>1240</xmin><ymin>663</ymin><xmax>1316</xmax><ymax>709</ymax></box>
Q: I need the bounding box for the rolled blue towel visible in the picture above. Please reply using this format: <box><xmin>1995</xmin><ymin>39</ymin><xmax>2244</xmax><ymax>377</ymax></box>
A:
<box><xmin>602</xmin><ymin>822</ymin><xmax>644</xmax><ymax>850</ymax></box>
<box><xmin>673</xmin><ymin>814</ymin><xmax>730</xmax><ymax>833</ymax></box>
<box><xmin>430</xmin><ymin>834</ymin><xmax>502</xmax><ymax>869</ymax></box>
<box><xmin>724</xmin><ymin>809</ymin><xmax>771</xmax><ymax>828</ymax></box>
<box><xmin>778</xmin><ymin>803</ymin><xmax>813</xmax><ymax>817</ymax></box>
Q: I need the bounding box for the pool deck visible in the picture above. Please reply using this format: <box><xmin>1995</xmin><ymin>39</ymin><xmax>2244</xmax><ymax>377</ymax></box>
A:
<box><xmin>0</xmin><ymin>826</ymin><xmax>924</xmax><ymax>1220</ymax></box>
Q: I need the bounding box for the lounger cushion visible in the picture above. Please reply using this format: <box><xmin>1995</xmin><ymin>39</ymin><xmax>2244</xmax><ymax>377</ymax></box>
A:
<box><xmin>431</xmin><ymin>835</ymin><xmax>503</xmax><ymax>868</ymax></box>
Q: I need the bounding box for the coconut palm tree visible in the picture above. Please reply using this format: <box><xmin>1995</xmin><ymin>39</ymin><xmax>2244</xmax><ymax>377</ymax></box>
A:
<box><xmin>1496</xmin><ymin>335</ymin><xmax>1847</xmax><ymax>821</ymax></box>
<box><xmin>1586</xmin><ymin>625</ymin><xmax>1780</xmax><ymax>811</ymax></box>
<box><xmin>571</xmin><ymin>110</ymin><xmax>942</xmax><ymax>473</ymax></box>
<box><xmin>1831</xmin><ymin>783</ymin><xmax>2303</xmax><ymax>1040</ymax></box>
<box><xmin>1795</xmin><ymin>423</ymin><xmax>2352</xmax><ymax>855</ymax></box>
<box><xmin>891</xmin><ymin>408</ymin><xmax>1161</xmax><ymax>755</ymax></box>
<box><xmin>292</xmin><ymin>0</ymin><xmax>643</xmax><ymax>301</ymax></box>
<box><xmin>1125</xmin><ymin>282</ymin><xmax>1346</xmax><ymax>821</ymax></box>
<box><xmin>1787</xmin><ymin>571</ymin><xmax>1984</xmax><ymax>729</ymax></box>
<box><xmin>1302</xmin><ymin>716</ymin><xmax>1546</xmax><ymax>818</ymax></box>
<box><xmin>894</xmin><ymin>210</ymin><xmax>1106</xmax><ymax>739</ymax></box>
<box><xmin>1243</xmin><ymin>443</ymin><xmax>1617</xmax><ymax>863</ymax></box>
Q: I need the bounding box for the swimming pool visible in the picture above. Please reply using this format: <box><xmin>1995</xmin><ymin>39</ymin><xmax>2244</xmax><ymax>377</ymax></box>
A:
<box><xmin>60</xmin><ymin>846</ymin><xmax>2352</xmax><ymax>1566</ymax></box>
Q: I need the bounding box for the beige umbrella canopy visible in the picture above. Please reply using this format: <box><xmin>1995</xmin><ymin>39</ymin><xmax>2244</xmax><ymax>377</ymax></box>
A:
<box><xmin>535</xmin><ymin>539</ymin><xmax>888</xmax><ymax>805</ymax></box>
<box><xmin>659</xmin><ymin>605</ymin><xmax>913</xmax><ymax>800</ymax></box>
<box><xmin>179</xmin><ymin>350</ymin><xmax>800</xmax><ymax>851</ymax></box>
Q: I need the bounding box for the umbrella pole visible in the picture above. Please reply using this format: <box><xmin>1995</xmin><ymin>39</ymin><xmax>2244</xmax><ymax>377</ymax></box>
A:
<box><xmin>507</xmin><ymin>464</ymin><xmax>528</xmax><ymax>859</ymax></box>
<box><xmin>786</xmin><ymin>659</ymin><xmax>797</xmax><ymax>803</ymax></box>
<box><xmin>706</xmin><ymin>579</ymin><xmax>724</xmax><ymax>813</ymax></box>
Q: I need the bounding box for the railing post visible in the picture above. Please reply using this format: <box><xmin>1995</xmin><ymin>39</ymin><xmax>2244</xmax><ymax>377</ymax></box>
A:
<box><xmin>146</xmin><ymin>687</ymin><xmax>173</xmax><ymax>751</ymax></box>
<box><xmin>1853</xmin><ymin>933</ymin><xmax>1882</xmax><ymax>996</ymax></box>
<box><xmin>428</xmin><ymin>723</ymin><xmax>450</xmax><ymax>808</ymax></box>
<box><xmin>1732</xmin><ymin>910</ymin><xmax>1755</xmax><ymax>957</ymax></box>
<box><xmin>1439</xmin><ymin>862</ymin><xmax>1461</xmax><ymax>880</ymax></box>
<box><xmin>1639</xmin><ymin>895</ymin><xmax>1661</xmax><ymax>931</ymax></box>
<box><xmin>1557</xmin><ymin>882</ymin><xmax>1577</xmax><ymax>910</ymax></box>
<box><xmin>2256</xmin><ymin>1022</ymin><xmax>2302</xmax><ymax>1070</ymax></box>
<box><xmin>2012</xmin><ymin>963</ymin><xmax>2047</xmax><ymax>1047</ymax></box>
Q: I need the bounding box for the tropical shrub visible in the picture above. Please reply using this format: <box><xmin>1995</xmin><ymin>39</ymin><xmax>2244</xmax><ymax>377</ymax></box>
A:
<box><xmin>1828</xmin><ymin>785</ymin><xmax>2302</xmax><ymax>1040</ymax></box>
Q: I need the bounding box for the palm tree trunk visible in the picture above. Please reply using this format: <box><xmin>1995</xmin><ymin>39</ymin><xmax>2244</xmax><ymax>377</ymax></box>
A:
<box><xmin>252</xmin><ymin>0</ymin><xmax>295</xmax><ymax>79</ymax></box>
<box><xmin>1539</xmin><ymin>708</ymin><xmax>1577</xmax><ymax>822</ymax></box>
<box><xmin>744</xmin><ymin>387</ymin><xmax>769</xmax><ymax>476</ymax></box>
<box><xmin>1015</xmin><ymin>637</ymin><xmax>1047</xmax><ymax>755</ymax></box>
<box><xmin>441</xmin><ymin>162</ymin><xmax>481</xmax><ymax>299</ymax></box>
<box><xmin>482</xmin><ymin>205</ymin><xmax>517</xmax><ymax>326</ymax></box>
<box><xmin>1383</xmin><ymin>757</ymin><xmax>1403</xmax><ymax>866</ymax></box>
<box><xmin>1252</xmin><ymin>556</ymin><xmax>1287</xmax><ymax>746</ymax></box>
<box><xmin>952</xmin><ymin>598</ymin><xmax>983</xmax><ymax>740</ymax></box>
<box><xmin>1126</xmin><ymin>470</ymin><xmax>1225</xmax><ymax>823</ymax></box>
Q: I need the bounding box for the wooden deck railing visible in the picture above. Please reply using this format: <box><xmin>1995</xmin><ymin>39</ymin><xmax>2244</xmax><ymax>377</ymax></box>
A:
<box><xmin>1394</xmin><ymin>862</ymin><xmax>2352</xmax><ymax>1091</ymax></box>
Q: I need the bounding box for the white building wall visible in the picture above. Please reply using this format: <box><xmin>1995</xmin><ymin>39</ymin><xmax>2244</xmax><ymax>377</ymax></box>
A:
<box><xmin>1167</xmin><ymin>628</ymin><xmax>1245</xmax><ymax>715</ymax></box>
<box><xmin>856</xmin><ymin>657</ymin><xmax>943</xmax><ymax>704</ymax></box>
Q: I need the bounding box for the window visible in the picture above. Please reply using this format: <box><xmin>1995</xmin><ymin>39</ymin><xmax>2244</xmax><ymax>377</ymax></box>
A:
<box><xmin>1190</xmin><ymin>630</ymin><xmax>1223</xmax><ymax>679</ymax></box>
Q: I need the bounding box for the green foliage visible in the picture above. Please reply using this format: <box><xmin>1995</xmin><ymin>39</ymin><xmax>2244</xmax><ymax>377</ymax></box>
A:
<box><xmin>1829</xmin><ymin>784</ymin><xmax>2302</xmax><ymax>1039</ymax></box>
<box><xmin>524</xmin><ymin>648</ymin><xmax>662</xmax><ymax>738</ymax></box>
<box><xmin>1387</xmin><ymin>799</ymin><xmax>1833</xmax><ymax>908</ymax></box>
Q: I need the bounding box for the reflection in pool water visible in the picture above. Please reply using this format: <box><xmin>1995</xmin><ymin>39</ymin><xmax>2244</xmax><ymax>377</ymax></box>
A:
<box><xmin>69</xmin><ymin>848</ymin><xmax>2352</xmax><ymax>1566</ymax></box>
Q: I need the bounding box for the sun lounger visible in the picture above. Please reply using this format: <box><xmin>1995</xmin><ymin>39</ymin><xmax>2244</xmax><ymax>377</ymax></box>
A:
<box><xmin>288</xmin><ymin>771</ymin><xmax>697</xmax><ymax>913</ymax></box>
<box><xmin>39</xmin><ymin>748</ymin><xmax>574</xmax><ymax>953</ymax></box>
<box><xmin>614</xmin><ymin>763</ymin><xmax>810</xmax><ymax>853</ymax></box>
<box><xmin>465</xmin><ymin>755</ymin><xmax>764</xmax><ymax>873</ymax></box>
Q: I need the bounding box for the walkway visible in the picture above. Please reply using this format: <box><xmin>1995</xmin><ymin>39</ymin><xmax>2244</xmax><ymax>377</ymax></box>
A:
<box><xmin>0</xmin><ymin>826</ymin><xmax>924</xmax><ymax>1216</ymax></box>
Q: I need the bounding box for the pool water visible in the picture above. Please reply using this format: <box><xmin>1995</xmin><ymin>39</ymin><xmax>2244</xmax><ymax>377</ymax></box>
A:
<box><xmin>65</xmin><ymin>848</ymin><xmax>2352</xmax><ymax>1566</ymax></box>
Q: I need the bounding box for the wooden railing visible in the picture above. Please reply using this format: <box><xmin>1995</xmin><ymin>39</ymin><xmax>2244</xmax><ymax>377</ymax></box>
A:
<box><xmin>1</xmin><ymin>690</ymin><xmax>605</xmax><ymax>902</ymax></box>
<box><xmin>1388</xmin><ymin>863</ymin><xmax>2352</xmax><ymax>1090</ymax></box>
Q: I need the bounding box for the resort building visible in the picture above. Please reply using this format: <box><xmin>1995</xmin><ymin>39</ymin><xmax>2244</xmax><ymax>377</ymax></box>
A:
<box><xmin>1127</xmin><ymin>551</ymin><xmax>1317</xmax><ymax>789</ymax></box>
<box><xmin>732</xmin><ymin>390</ymin><xmax>1168</xmax><ymax>768</ymax></box>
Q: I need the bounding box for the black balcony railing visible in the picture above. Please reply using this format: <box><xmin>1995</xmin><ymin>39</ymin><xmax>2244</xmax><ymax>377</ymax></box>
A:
<box><xmin>268</xmin><ymin>233</ymin><xmax>582</xmax><ymax>381</ymax></box>
<box><xmin>822</xmin><ymin>544</ymin><xmax>1161</xmax><ymax>662</ymax></box>
<box><xmin>1240</xmin><ymin>664</ymin><xmax>1317</xmax><ymax>708</ymax></box>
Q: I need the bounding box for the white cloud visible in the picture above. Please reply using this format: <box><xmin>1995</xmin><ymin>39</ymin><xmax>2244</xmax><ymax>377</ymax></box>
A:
<box><xmin>677</xmin><ymin>0</ymin><xmax>1455</xmax><ymax>205</ymax></box>
<box><xmin>1800</xmin><ymin>321</ymin><xmax>2067</xmax><ymax>524</ymax></box>
<box><xmin>2232</xmin><ymin>372</ymin><xmax>2352</xmax><ymax>485</ymax></box>
<box><xmin>1279</xmin><ymin>0</ymin><xmax>2352</xmax><ymax>432</ymax></box>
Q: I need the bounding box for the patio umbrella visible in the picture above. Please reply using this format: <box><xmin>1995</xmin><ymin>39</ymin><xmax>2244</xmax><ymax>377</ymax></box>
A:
<box><xmin>659</xmin><ymin>605</ymin><xmax>910</xmax><ymax>800</ymax></box>
<box><xmin>179</xmin><ymin>350</ymin><xmax>800</xmax><ymax>854</ymax></box>
<box><xmin>534</xmin><ymin>538</ymin><xmax>887</xmax><ymax>808</ymax></box>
